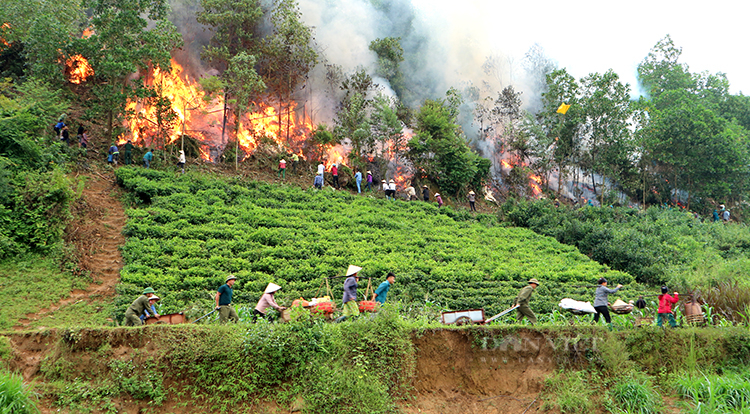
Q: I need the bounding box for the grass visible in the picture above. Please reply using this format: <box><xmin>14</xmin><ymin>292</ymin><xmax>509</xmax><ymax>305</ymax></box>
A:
<box><xmin>674</xmin><ymin>370</ymin><xmax>750</xmax><ymax>413</ymax></box>
<box><xmin>0</xmin><ymin>256</ymin><xmax>115</xmax><ymax>330</ymax></box>
<box><xmin>0</xmin><ymin>370</ymin><xmax>39</xmax><ymax>414</ymax></box>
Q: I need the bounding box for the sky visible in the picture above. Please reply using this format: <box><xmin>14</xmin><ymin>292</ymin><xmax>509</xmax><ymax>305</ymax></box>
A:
<box><xmin>410</xmin><ymin>0</ymin><xmax>750</xmax><ymax>96</ymax></box>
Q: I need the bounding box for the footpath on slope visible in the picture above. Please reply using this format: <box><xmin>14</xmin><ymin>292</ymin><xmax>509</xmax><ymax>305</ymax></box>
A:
<box><xmin>14</xmin><ymin>170</ymin><xmax>126</xmax><ymax>330</ymax></box>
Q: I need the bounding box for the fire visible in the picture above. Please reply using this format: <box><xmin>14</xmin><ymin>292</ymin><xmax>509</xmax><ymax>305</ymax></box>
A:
<box><xmin>66</xmin><ymin>55</ymin><xmax>93</xmax><ymax>84</ymax></box>
<box><xmin>501</xmin><ymin>159</ymin><xmax>512</xmax><ymax>170</ymax></box>
<box><xmin>529</xmin><ymin>174</ymin><xmax>542</xmax><ymax>195</ymax></box>
<box><xmin>325</xmin><ymin>147</ymin><xmax>347</xmax><ymax>170</ymax></box>
<box><xmin>118</xmin><ymin>58</ymin><xmax>315</xmax><ymax>162</ymax></box>
<box><xmin>82</xmin><ymin>27</ymin><xmax>94</xmax><ymax>38</ymax></box>
<box><xmin>0</xmin><ymin>23</ymin><xmax>10</xmax><ymax>49</ymax></box>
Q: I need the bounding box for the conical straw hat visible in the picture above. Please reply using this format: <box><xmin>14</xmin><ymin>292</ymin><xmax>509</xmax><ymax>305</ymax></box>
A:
<box><xmin>264</xmin><ymin>283</ymin><xmax>282</xmax><ymax>293</ymax></box>
<box><xmin>346</xmin><ymin>265</ymin><xmax>362</xmax><ymax>276</ymax></box>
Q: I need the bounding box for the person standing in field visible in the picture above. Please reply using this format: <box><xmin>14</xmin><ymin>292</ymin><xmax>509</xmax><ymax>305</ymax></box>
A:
<box><xmin>215</xmin><ymin>275</ymin><xmax>239</xmax><ymax>323</ymax></box>
<box><xmin>355</xmin><ymin>168</ymin><xmax>362</xmax><ymax>193</ymax></box>
<box><xmin>406</xmin><ymin>183</ymin><xmax>416</xmax><ymax>201</ymax></box>
<box><xmin>366</xmin><ymin>170</ymin><xmax>373</xmax><ymax>192</ymax></box>
<box><xmin>372</xmin><ymin>272</ymin><xmax>395</xmax><ymax>305</ymax></box>
<box><xmin>468</xmin><ymin>190</ymin><xmax>476</xmax><ymax>211</ymax></box>
<box><xmin>593</xmin><ymin>278</ymin><xmax>622</xmax><ymax>329</ymax></box>
<box><xmin>331</xmin><ymin>163</ymin><xmax>339</xmax><ymax>189</ymax></box>
<box><xmin>381</xmin><ymin>180</ymin><xmax>389</xmax><ymax>199</ymax></box>
<box><xmin>720</xmin><ymin>205</ymin><xmax>730</xmax><ymax>222</ymax></box>
<box><xmin>143</xmin><ymin>148</ymin><xmax>153</xmax><ymax>168</ymax></box>
<box><xmin>337</xmin><ymin>265</ymin><xmax>362</xmax><ymax>322</ymax></box>
<box><xmin>79</xmin><ymin>129</ymin><xmax>89</xmax><ymax>149</ymax></box>
<box><xmin>657</xmin><ymin>286</ymin><xmax>679</xmax><ymax>328</ymax></box>
<box><xmin>291</xmin><ymin>153</ymin><xmax>299</xmax><ymax>174</ymax></box>
<box><xmin>388</xmin><ymin>179</ymin><xmax>397</xmax><ymax>201</ymax></box>
<box><xmin>177</xmin><ymin>150</ymin><xmax>186</xmax><ymax>174</ymax></box>
<box><xmin>435</xmin><ymin>193</ymin><xmax>443</xmax><ymax>207</ymax></box>
<box><xmin>314</xmin><ymin>173</ymin><xmax>324</xmax><ymax>189</ymax></box>
<box><xmin>253</xmin><ymin>283</ymin><xmax>286</xmax><ymax>322</ymax></box>
<box><xmin>123</xmin><ymin>287</ymin><xmax>158</xmax><ymax>326</ymax></box>
<box><xmin>108</xmin><ymin>142</ymin><xmax>119</xmax><ymax>165</ymax></box>
<box><xmin>123</xmin><ymin>139</ymin><xmax>134</xmax><ymax>165</ymax></box>
<box><xmin>278</xmin><ymin>158</ymin><xmax>286</xmax><ymax>180</ymax></box>
<box><xmin>514</xmin><ymin>278</ymin><xmax>540</xmax><ymax>325</ymax></box>
<box><xmin>422</xmin><ymin>185</ymin><xmax>430</xmax><ymax>202</ymax></box>
<box><xmin>317</xmin><ymin>161</ymin><xmax>325</xmax><ymax>176</ymax></box>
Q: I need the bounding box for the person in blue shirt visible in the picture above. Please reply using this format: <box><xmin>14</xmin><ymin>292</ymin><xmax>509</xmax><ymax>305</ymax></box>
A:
<box><xmin>143</xmin><ymin>148</ymin><xmax>153</xmax><ymax>168</ymax></box>
<box><xmin>354</xmin><ymin>169</ymin><xmax>362</xmax><ymax>193</ymax></box>
<box><xmin>372</xmin><ymin>272</ymin><xmax>395</xmax><ymax>305</ymax></box>
<box><xmin>139</xmin><ymin>295</ymin><xmax>160</xmax><ymax>322</ymax></box>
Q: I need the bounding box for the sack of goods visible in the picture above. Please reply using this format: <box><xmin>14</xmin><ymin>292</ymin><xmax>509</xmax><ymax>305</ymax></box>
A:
<box><xmin>559</xmin><ymin>298</ymin><xmax>596</xmax><ymax>314</ymax></box>
<box><xmin>609</xmin><ymin>299</ymin><xmax>634</xmax><ymax>314</ymax></box>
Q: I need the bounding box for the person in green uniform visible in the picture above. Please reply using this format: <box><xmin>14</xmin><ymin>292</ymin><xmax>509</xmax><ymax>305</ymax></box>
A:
<box><xmin>515</xmin><ymin>278</ymin><xmax>540</xmax><ymax>325</ymax></box>
<box><xmin>123</xmin><ymin>139</ymin><xmax>134</xmax><ymax>165</ymax></box>
<box><xmin>123</xmin><ymin>287</ymin><xmax>158</xmax><ymax>326</ymax></box>
<box><xmin>215</xmin><ymin>275</ymin><xmax>239</xmax><ymax>323</ymax></box>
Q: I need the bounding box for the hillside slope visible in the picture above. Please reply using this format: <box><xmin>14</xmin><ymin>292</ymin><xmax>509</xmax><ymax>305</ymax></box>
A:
<box><xmin>114</xmin><ymin>167</ymin><xmax>633</xmax><ymax>321</ymax></box>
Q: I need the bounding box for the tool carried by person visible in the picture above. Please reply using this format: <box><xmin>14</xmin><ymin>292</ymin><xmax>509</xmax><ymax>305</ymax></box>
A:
<box><xmin>484</xmin><ymin>305</ymin><xmax>520</xmax><ymax>324</ymax></box>
<box><xmin>193</xmin><ymin>309</ymin><xmax>217</xmax><ymax>324</ymax></box>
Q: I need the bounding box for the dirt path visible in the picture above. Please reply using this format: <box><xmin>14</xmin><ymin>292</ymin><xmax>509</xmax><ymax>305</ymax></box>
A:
<box><xmin>14</xmin><ymin>171</ymin><xmax>126</xmax><ymax>329</ymax></box>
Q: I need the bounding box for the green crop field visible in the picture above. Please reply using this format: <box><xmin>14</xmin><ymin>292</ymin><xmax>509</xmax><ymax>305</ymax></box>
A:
<box><xmin>114</xmin><ymin>167</ymin><xmax>634</xmax><ymax>322</ymax></box>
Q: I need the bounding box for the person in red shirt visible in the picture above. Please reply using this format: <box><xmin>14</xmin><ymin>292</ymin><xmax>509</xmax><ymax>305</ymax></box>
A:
<box><xmin>331</xmin><ymin>163</ymin><xmax>339</xmax><ymax>189</ymax></box>
<box><xmin>657</xmin><ymin>286</ymin><xmax>679</xmax><ymax>327</ymax></box>
<box><xmin>278</xmin><ymin>159</ymin><xmax>286</xmax><ymax>179</ymax></box>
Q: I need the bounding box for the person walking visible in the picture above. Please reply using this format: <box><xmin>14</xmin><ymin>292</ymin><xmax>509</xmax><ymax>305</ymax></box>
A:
<box><xmin>593</xmin><ymin>278</ymin><xmax>622</xmax><ymax>329</ymax></box>
<box><xmin>355</xmin><ymin>169</ymin><xmax>362</xmax><ymax>193</ymax></box>
<box><xmin>381</xmin><ymin>180</ymin><xmax>389</xmax><ymax>200</ymax></box>
<box><xmin>123</xmin><ymin>139</ymin><xmax>134</xmax><ymax>165</ymax></box>
<box><xmin>123</xmin><ymin>287</ymin><xmax>158</xmax><ymax>326</ymax></box>
<box><xmin>422</xmin><ymin>185</ymin><xmax>430</xmax><ymax>202</ymax></box>
<box><xmin>720</xmin><ymin>205</ymin><xmax>730</xmax><ymax>222</ymax></box>
<box><xmin>177</xmin><ymin>150</ymin><xmax>186</xmax><ymax>174</ymax></box>
<box><xmin>468</xmin><ymin>190</ymin><xmax>476</xmax><ymax>211</ymax></box>
<box><xmin>515</xmin><ymin>279</ymin><xmax>540</xmax><ymax>325</ymax></box>
<box><xmin>712</xmin><ymin>209</ymin><xmax>720</xmax><ymax>222</ymax></box>
<box><xmin>372</xmin><ymin>272</ymin><xmax>395</xmax><ymax>305</ymax></box>
<box><xmin>331</xmin><ymin>163</ymin><xmax>339</xmax><ymax>189</ymax></box>
<box><xmin>79</xmin><ymin>129</ymin><xmax>89</xmax><ymax>149</ymax></box>
<box><xmin>366</xmin><ymin>171</ymin><xmax>373</xmax><ymax>192</ymax></box>
<box><xmin>657</xmin><ymin>286</ymin><xmax>679</xmax><ymax>328</ymax></box>
<box><xmin>435</xmin><ymin>193</ymin><xmax>443</xmax><ymax>207</ymax></box>
<box><xmin>215</xmin><ymin>275</ymin><xmax>239</xmax><ymax>323</ymax></box>
<box><xmin>278</xmin><ymin>158</ymin><xmax>286</xmax><ymax>180</ymax></box>
<box><xmin>143</xmin><ymin>148</ymin><xmax>153</xmax><ymax>168</ymax></box>
<box><xmin>253</xmin><ymin>283</ymin><xmax>286</xmax><ymax>322</ymax></box>
<box><xmin>337</xmin><ymin>265</ymin><xmax>362</xmax><ymax>322</ymax></box>
<box><xmin>61</xmin><ymin>126</ymin><xmax>70</xmax><ymax>145</ymax></box>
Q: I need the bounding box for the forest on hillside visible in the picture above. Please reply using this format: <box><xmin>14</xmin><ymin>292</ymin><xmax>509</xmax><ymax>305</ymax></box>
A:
<box><xmin>3</xmin><ymin>0</ymin><xmax>750</xmax><ymax>217</ymax></box>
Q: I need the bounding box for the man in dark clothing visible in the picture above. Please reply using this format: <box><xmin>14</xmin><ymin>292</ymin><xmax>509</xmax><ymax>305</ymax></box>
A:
<box><xmin>123</xmin><ymin>139</ymin><xmax>134</xmax><ymax>165</ymax></box>
<box><xmin>215</xmin><ymin>275</ymin><xmax>239</xmax><ymax>323</ymax></box>
<box><xmin>515</xmin><ymin>278</ymin><xmax>540</xmax><ymax>324</ymax></box>
<box><xmin>124</xmin><ymin>287</ymin><xmax>158</xmax><ymax>326</ymax></box>
<box><xmin>61</xmin><ymin>126</ymin><xmax>70</xmax><ymax>145</ymax></box>
<box><xmin>422</xmin><ymin>185</ymin><xmax>430</xmax><ymax>201</ymax></box>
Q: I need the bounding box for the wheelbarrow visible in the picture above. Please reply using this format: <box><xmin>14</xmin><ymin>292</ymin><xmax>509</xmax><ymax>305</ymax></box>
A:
<box><xmin>145</xmin><ymin>312</ymin><xmax>186</xmax><ymax>325</ymax></box>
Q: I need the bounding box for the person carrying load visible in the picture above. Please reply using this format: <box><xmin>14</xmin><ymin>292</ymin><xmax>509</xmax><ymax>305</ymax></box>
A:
<box><xmin>515</xmin><ymin>278</ymin><xmax>540</xmax><ymax>325</ymax></box>
<box><xmin>254</xmin><ymin>283</ymin><xmax>286</xmax><ymax>322</ymax></box>
<box><xmin>337</xmin><ymin>265</ymin><xmax>362</xmax><ymax>322</ymax></box>
<box><xmin>140</xmin><ymin>295</ymin><xmax>160</xmax><ymax>323</ymax></box>
<box><xmin>124</xmin><ymin>287</ymin><xmax>158</xmax><ymax>326</ymax></box>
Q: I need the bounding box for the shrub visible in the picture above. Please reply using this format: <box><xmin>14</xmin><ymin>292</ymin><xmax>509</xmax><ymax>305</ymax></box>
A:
<box><xmin>0</xmin><ymin>370</ymin><xmax>39</xmax><ymax>414</ymax></box>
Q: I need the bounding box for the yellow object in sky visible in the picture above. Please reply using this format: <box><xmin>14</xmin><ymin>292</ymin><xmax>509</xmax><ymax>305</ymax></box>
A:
<box><xmin>556</xmin><ymin>103</ymin><xmax>571</xmax><ymax>114</ymax></box>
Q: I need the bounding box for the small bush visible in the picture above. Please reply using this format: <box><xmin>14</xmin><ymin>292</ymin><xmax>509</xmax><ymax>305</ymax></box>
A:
<box><xmin>605</xmin><ymin>374</ymin><xmax>662</xmax><ymax>414</ymax></box>
<box><xmin>542</xmin><ymin>370</ymin><xmax>595</xmax><ymax>413</ymax></box>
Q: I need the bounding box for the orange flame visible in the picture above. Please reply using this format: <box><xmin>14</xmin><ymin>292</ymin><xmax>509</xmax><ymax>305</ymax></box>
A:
<box><xmin>0</xmin><ymin>23</ymin><xmax>10</xmax><ymax>49</ymax></box>
<box><xmin>119</xmin><ymin>58</ymin><xmax>315</xmax><ymax>162</ymax></box>
<box><xmin>66</xmin><ymin>55</ymin><xmax>93</xmax><ymax>84</ymax></box>
<box><xmin>82</xmin><ymin>27</ymin><xmax>94</xmax><ymax>38</ymax></box>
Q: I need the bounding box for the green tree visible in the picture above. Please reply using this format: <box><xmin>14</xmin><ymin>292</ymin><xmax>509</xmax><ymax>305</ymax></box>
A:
<box><xmin>77</xmin><ymin>0</ymin><xmax>181</xmax><ymax>141</ymax></box>
<box><xmin>407</xmin><ymin>96</ymin><xmax>489</xmax><ymax>196</ymax></box>
<box><xmin>334</xmin><ymin>69</ymin><xmax>378</xmax><ymax>160</ymax></box>
<box><xmin>260</xmin><ymin>0</ymin><xmax>317</xmax><ymax>142</ymax></box>
<box><xmin>370</xmin><ymin>94</ymin><xmax>405</xmax><ymax>159</ymax></box>
<box><xmin>369</xmin><ymin>37</ymin><xmax>405</xmax><ymax>98</ymax></box>
<box><xmin>197</xmin><ymin>0</ymin><xmax>263</xmax><ymax>146</ymax></box>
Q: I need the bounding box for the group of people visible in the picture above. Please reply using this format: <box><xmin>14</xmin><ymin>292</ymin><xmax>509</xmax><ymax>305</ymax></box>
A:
<box><xmin>277</xmin><ymin>154</ymin><xmax>300</xmax><ymax>180</ymax></box>
<box><xmin>54</xmin><ymin>119</ymin><xmax>89</xmax><ymax>149</ymax></box>
<box><xmin>123</xmin><ymin>265</ymin><xmax>398</xmax><ymax>325</ymax></box>
<box><xmin>514</xmin><ymin>277</ymin><xmax>681</xmax><ymax>328</ymax></box>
